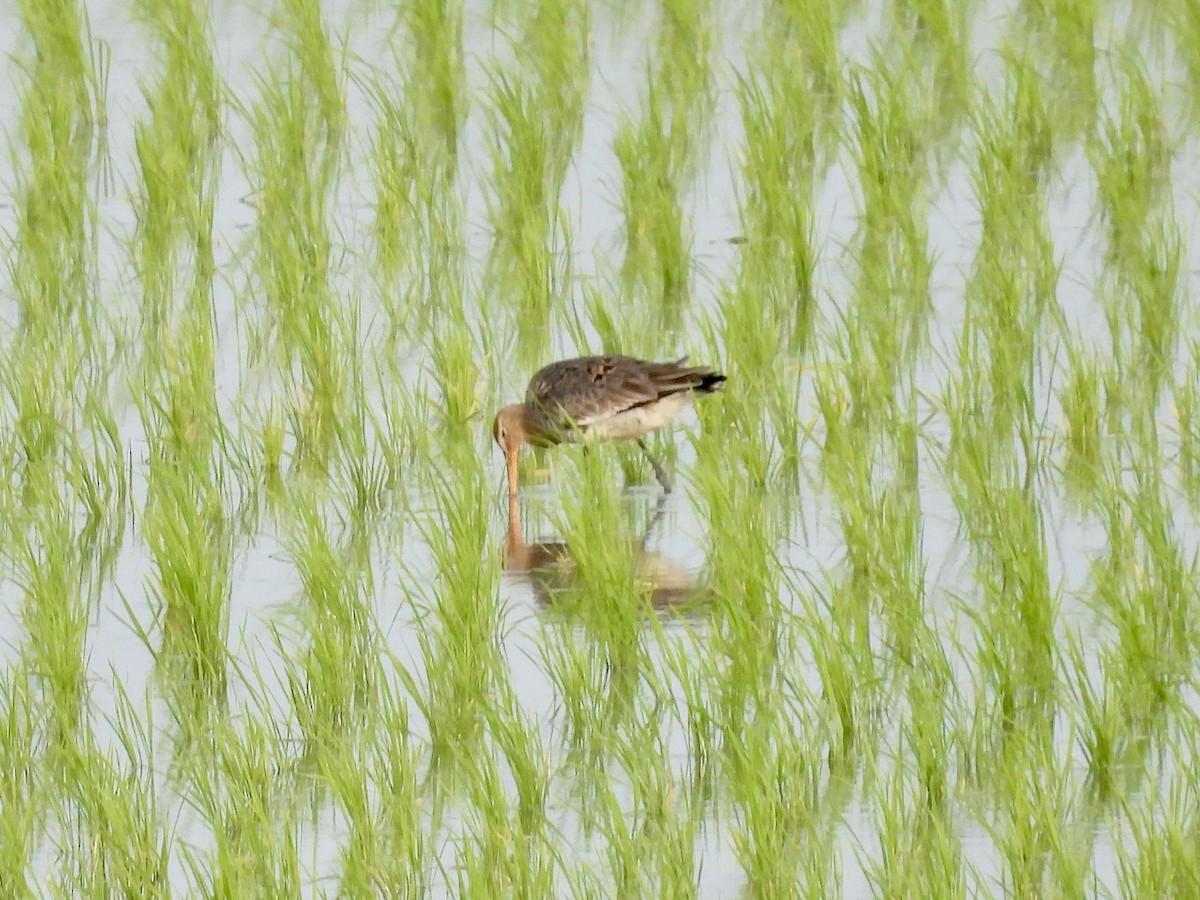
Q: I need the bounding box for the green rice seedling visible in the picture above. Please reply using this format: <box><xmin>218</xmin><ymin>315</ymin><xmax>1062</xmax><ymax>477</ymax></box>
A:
<box><xmin>281</xmin><ymin>299</ymin><xmax>359</xmax><ymax>476</ymax></box>
<box><xmin>335</xmin><ymin>419</ymin><xmax>398</xmax><ymax>530</ymax></box>
<box><xmin>896</xmin><ymin>619</ymin><xmax>956</xmax><ymax>813</ymax></box>
<box><xmin>2</xmin><ymin>340</ymin><xmax>73</xmax><ymax>494</ymax></box>
<box><xmin>327</xmin><ymin>298</ymin><xmax>373</xmax><ymax>473</ymax></box>
<box><xmin>279</xmin><ymin>498</ymin><xmax>379</xmax><ymax>761</ymax></box>
<box><xmin>1120</xmin><ymin>213</ymin><xmax>1182</xmax><ymax>403</ymax></box>
<box><xmin>483</xmin><ymin>75</ymin><xmax>577</xmax><ymax>355</ymax></box>
<box><xmin>1058</xmin><ymin>344</ymin><xmax>1104</xmax><ymax>488</ymax></box>
<box><xmin>707</xmin><ymin>281</ymin><xmax>795</xmax><ymax>498</ymax></box>
<box><xmin>185</xmin><ymin>716</ymin><xmax>301</xmax><ymax>896</ymax></box>
<box><xmin>429</xmin><ymin>319</ymin><xmax>485</xmax><ymax>430</ymax></box>
<box><xmin>981</xmin><ymin>729</ymin><xmax>1091</xmax><ymax>898</ymax></box>
<box><xmin>846</xmin><ymin>57</ymin><xmax>932</xmax><ymax>254</ymax></box>
<box><xmin>656</xmin><ymin>629</ymin><xmax>720</xmax><ymax>796</ymax></box>
<box><xmin>887</xmin><ymin>0</ymin><xmax>970</xmax><ymax>143</ymax></box>
<box><xmin>687</xmin><ymin>349</ymin><xmax>784</xmax><ymax>721</ymax></box>
<box><xmin>243</xmin><ymin>48</ymin><xmax>349</xmax><ymax>472</ymax></box>
<box><xmin>838</xmin><ymin>452</ymin><xmax>926</xmax><ymax>664</ymax></box>
<box><xmin>729</xmin><ymin>699</ymin><xmax>826</xmax><ymax>898</ymax></box>
<box><xmin>361</xmin><ymin>72</ymin><xmax>427</xmax><ymax>283</ymax></box>
<box><xmin>11</xmin><ymin>0</ymin><xmax>100</xmax><ymax>350</ymax></box>
<box><xmin>327</xmin><ymin>738</ymin><xmax>380</xmax><ymax>896</ymax></box>
<box><xmin>1124</xmin><ymin>465</ymin><xmax>1189</xmax><ymax>614</ymax></box>
<box><xmin>515</xmin><ymin>0</ymin><xmax>591</xmax><ymax>150</ymax></box>
<box><xmin>764</xmin><ymin>364</ymin><xmax>810</xmax><ymax>493</ymax></box>
<box><xmin>133</xmin><ymin>282</ymin><xmax>224</xmax><ymax>487</ymax></box>
<box><xmin>593</xmin><ymin>768</ymin><xmax>652</xmax><ymax>897</ymax></box>
<box><xmin>275</xmin><ymin>0</ymin><xmax>345</xmax><ymax>146</ymax></box>
<box><xmin>761</xmin><ymin>0</ymin><xmax>842</xmax><ymax>106</ymax></box>
<box><xmin>559</xmin><ymin>861</ymin><xmax>606</xmax><ymax>899</ymax></box>
<box><xmin>1174</xmin><ymin>345</ymin><xmax>1200</xmax><ymax>501</ymax></box>
<box><xmin>455</xmin><ymin>740</ymin><xmax>556</xmax><ymax>897</ymax></box>
<box><xmin>359</xmin><ymin>67</ymin><xmax>461</xmax><ymax>329</ymax></box>
<box><xmin>1113</xmin><ymin>755</ymin><xmax>1200</xmax><ymax>895</ymax></box>
<box><xmin>142</xmin><ymin>461</ymin><xmax>232</xmax><ymax>724</ymax></box>
<box><xmin>411</xmin><ymin>433</ymin><xmax>504</xmax><ymax>775</ymax></box>
<box><xmin>973</xmin><ymin>49</ymin><xmax>1056</xmax><ymax>204</ymax></box>
<box><xmin>1064</xmin><ymin>632</ymin><xmax>1138</xmax><ymax>802</ymax></box>
<box><xmin>1122</xmin><ymin>479</ymin><xmax>1192</xmax><ymax>705</ymax></box>
<box><xmin>0</xmin><ymin>674</ymin><xmax>39</xmax><ymax>894</ymax></box>
<box><xmin>358</xmin><ymin>673</ymin><xmax>430</xmax><ymax>894</ymax></box>
<box><xmin>15</xmin><ymin>0</ymin><xmax>102</xmax><ymax>179</ymax></box>
<box><xmin>653</xmin><ymin>0</ymin><xmax>716</xmax><ymax>149</ymax></box>
<box><xmin>614</xmin><ymin>86</ymin><xmax>691</xmax><ymax>324</ymax></box>
<box><xmin>401</xmin><ymin>0</ymin><xmax>466</xmax><ymax>155</ymax></box>
<box><xmin>980</xmin><ymin>482</ymin><xmax>1058</xmax><ymax>714</ymax></box>
<box><xmin>952</xmin><ymin>125</ymin><xmax>1054</xmax><ymax>487</ymax></box>
<box><xmin>970</xmin><ymin>73</ymin><xmax>1057</xmax><ymax>308</ymax></box>
<box><xmin>608</xmin><ymin>707</ymin><xmax>700</xmax><ymax>898</ymax></box>
<box><xmin>553</xmin><ymin>450</ymin><xmax>647</xmax><ymax>672</ymax></box>
<box><xmin>481</xmin><ymin>0</ymin><xmax>586</xmax><ymax>351</ymax></box>
<box><xmin>734</xmin><ymin>49</ymin><xmax>822</xmax><ymax>355</ymax></box>
<box><xmin>55</xmin><ymin>694</ymin><xmax>168</xmax><ymax>896</ymax></box>
<box><xmin>16</xmin><ymin>0</ymin><xmax>99</xmax><ymax>126</ymax></box>
<box><xmin>130</xmin><ymin>0</ymin><xmax>221</xmax><ymax>337</ymax></box>
<box><xmin>846</xmin><ymin>60</ymin><xmax>935</xmax><ymax>376</ymax></box>
<box><xmin>1088</xmin><ymin>54</ymin><xmax>1171</xmax><ymax>274</ymax></box>
<box><xmin>534</xmin><ymin>499</ymin><xmax>663</xmax><ymax>780</ymax></box>
<box><xmin>942</xmin><ymin>366</ymin><xmax>1057</xmax><ymax>764</ymax></box>
<box><xmin>812</xmin><ymin>362</ymin><xmax>858</xmax><ymax>492</ymax></box>
<box><xmin>867</xmin><ymin>752</ymin><xmax>966</xmax><ymax>898</ymax></box>
<box><xmin>537</xmin><ymin>618</ymin><xmax>624</xmax><ymax>777</ymax></box>
<box><xmin>14</xmin><ymin>475</ymin><xmax>91</xmax><ymax>746</ymax></box>
<box><xmin>562</xmin><ymin>279</ymin><xmax>654</xmax><ymax>365</ymax></box>
<box><xmin>485</xmin><ymin>687</ymin><xmax>551</xmax><ymax>840</ymax></box>
<box><xmin>64</xmin><ymin>382</ymin><xmax>131</xmax><ymax>556</ymax></box>
<box><xmin>220</xmin><ymin>397</ymin><xmax>289</xmax><ymax>514</ymax></box>
<box><xmin>813</xmin><ymin>365</ymin><xmax>926</xmax><ymax>659</ymax></box>
<box><xmin>798</xmin><ymin>581</ymin><xmax>875</xmax><ymax>771</ymax></box>
<box><xmin>323</xmin><ymin>314</ymin><xmax>394</xmax><ymax>527</ymax></box>
<box><xmin>1170</xmin><ymin>0</ymin><xmax>1200</xmax><ymax>125</ymax></box>
<box><xmin>362</xmin><ymin>371</ymin><xmax>428</xmax><ymax>507</ymax></box>
<box><xmin>1013</xmin><ymin>0</ymin><xmax>1097</xmax><ymax>142</ymax></box>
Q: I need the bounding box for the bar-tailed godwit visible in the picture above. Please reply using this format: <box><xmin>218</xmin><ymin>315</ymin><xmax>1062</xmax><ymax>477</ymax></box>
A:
<box><xmin>493</xmin><ymin>355</ymin><xmax>725</xmax><ymax>496</ymax></box>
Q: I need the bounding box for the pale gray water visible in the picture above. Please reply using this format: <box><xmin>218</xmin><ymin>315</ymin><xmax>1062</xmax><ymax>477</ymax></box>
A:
<box><xmin>2</xmin><ymin>0</ymin><xmax>1199</xmax><ymax>894</ymax></box>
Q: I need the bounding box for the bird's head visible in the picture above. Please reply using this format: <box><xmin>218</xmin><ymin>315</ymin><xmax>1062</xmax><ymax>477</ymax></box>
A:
<box><xmin>492</xmin><ymin>404</ymin><xmax>528</xmax><ymax>497</ymax></box>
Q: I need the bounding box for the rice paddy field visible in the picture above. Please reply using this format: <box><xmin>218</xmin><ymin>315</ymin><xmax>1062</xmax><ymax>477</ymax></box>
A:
<box><xmin>4</xmin><ymin>0</ymin><xmax>1200</xmax><ymax>894</ymax></box>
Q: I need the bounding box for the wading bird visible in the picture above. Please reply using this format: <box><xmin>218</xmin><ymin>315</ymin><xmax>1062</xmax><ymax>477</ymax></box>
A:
<box><xmin>492</xmin><ymin>355</ymin><xmax>725</xmax><ymax>497</ymax></box>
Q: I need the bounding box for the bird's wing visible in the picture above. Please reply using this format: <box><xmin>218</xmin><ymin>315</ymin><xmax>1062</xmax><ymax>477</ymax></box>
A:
<box><xmin>525</xmin><ymin>356</ymin><xmax>714</xmax><ymax>432</ymax></box>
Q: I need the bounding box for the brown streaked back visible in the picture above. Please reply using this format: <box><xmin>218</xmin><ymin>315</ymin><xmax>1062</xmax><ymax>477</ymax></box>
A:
<box><xmin>523</xmin><ymin>355</ymin><xmax>725</xmax><ymax>443</ymax></box>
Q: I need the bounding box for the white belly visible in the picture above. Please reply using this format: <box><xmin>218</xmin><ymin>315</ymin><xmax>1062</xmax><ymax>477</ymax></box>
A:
<box><xmin>581</xmin><ymin>393</ymin><xmax>692</xmax><ymax>443</ymax></box>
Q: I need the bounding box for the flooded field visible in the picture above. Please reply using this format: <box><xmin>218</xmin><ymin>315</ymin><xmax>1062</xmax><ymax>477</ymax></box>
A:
<box><xmin>2</xmin><ymin>0</ymin><xmax>1200</xmax><ymax>894</ymax></box>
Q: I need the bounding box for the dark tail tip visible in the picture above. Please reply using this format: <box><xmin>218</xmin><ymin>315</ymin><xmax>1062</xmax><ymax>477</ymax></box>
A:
<box><xmin>697</xmin><ymin>372</ymin><xmax>726</xmax><ymax>393</ymax></box>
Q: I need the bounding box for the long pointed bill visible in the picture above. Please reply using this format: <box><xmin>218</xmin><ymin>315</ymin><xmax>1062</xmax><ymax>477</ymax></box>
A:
<box><xmin>505</xmin><ymin>487</ymin><xmax>522</xmax><ymax>570</ymax></box>
<box><xmin>505</xmin><ymin>448</ymin><xmax>519</xmax><ymax>499</ymax></box>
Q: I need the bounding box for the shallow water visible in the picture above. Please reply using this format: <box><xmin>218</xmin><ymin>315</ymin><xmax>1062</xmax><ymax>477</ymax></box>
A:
<box><xmin>3</xmin><ymin>0</ymin><xmax>1200</xmax><ymax>894</ymax></box>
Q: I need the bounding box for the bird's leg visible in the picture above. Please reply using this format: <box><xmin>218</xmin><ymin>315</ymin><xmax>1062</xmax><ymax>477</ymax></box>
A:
<box><xmin>637</xmin><ymin>438</ymin><xmax>672</xmax><ymax>493</ymax></box>
<box><xmin>639</xmin><ymin>490</ymin><xmax>670</xmax><ymax>552</ymax></box>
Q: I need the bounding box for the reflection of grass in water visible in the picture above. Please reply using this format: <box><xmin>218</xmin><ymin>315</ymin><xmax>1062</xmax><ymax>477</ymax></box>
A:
<box><xmin>5</xmin><ymin>0</ymin><xmax>1200</xmax><ymax>892</ymax></box>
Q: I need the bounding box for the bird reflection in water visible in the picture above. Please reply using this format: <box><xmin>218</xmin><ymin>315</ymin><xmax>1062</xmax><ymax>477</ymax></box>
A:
<box><xmin>503</xmin><ymin>491</ymin><xmax>711</xmax><ymax>617</ymax></box>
